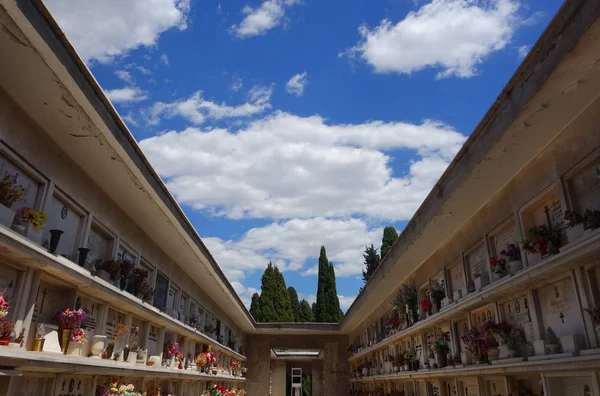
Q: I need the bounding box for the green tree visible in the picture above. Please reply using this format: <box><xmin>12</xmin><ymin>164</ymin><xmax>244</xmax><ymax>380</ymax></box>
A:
<box><xmin>314</xmin><ymin>246</ymin><xmax>343</xmax><ymax>323</ymax></box>
<box><xmin>302</xmin><ymin>374</ymin><xmax>312</xmax><ymax>396</ymax></box>
<box><xmin>249</xmin><ymin>292</ymin><xmax>262</xmax><ymax>322</ymax></box>
<box><xmin>361</xmin><ymin>244</ymin><xmax>381</xmax><ymax>284</ymax></box>
<box><xmin>299</xmin><ymin>299</ymin><xmax>314</xmax><ymax>322</ymax></box>
<box><xmin>380</xmin><ymin>226</ymin><xmax>398</xmax><ymax>260</ymax></box>
<box><xmin>257</xmin><ymin>263</ymin><xmax>294</xmax><ymax>322</ymax></box>
<box><xmin>288</xmin><ymin>287</ymin><xmax>302</xmax><ymax>322</ymax></box>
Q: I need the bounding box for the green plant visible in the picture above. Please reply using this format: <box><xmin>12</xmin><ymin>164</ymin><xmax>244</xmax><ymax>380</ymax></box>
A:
<box><xmin>433</xmin><ymin>332</ymin><xmax>451</xmax><ymax>355</ymax></box>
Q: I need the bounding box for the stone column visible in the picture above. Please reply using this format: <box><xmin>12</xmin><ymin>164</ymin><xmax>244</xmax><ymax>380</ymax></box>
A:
<box><xmin>245</xmin><ymin>335</ymin><xmax>271</xmax><ymax>396</ymax></box>
<box><xmin>271</xmin><ymin>360</ymin><xmax>286</xmax><ymax>396</ymax></box>
<box><xmin>323</xmin><ymin>339</ymin><xmax>350</xmax><ymax>394</ymax></box>
<box><xmin>312</xmin><ymin>360</ymin><xmax>324</xmax><ymax>396</ymax></box>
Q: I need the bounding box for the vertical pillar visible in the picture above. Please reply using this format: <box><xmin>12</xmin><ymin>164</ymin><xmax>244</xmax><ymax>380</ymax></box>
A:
<box><xmin>245</xmin><ymin>335</ymin><xmax>271</xmax><ymax>396</ymax></box>
<box><xmin>157</xmin><ymin>327</ymin><xmax>166</xmax><ymax>360</ymax></box>
<box><xmin>21</xmin><ymin>268</ymin><xmax>40</xmax><ymax>350</ymax></box>
<box><xmin>312</xmin><ymin>359</ymin><xmax>324</xmax><ymax>396</ymax></box>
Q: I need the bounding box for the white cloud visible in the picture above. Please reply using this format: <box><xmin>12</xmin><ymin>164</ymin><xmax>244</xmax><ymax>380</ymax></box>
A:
<box><xmin>115</xmin><ymin>70</ymin><xmax>135</xmax><ymax>85</ymax></box>
<box><xmin>45</xmin><ymin>0</ymin><xmax>191</xmax><ymax>63</ymax></box>
<box><xmin>140</xmin><ymin>111</ymin><xmax>466</xmax><ymax>220</ymax></box>
<box><xmin>105</xmin><ymin>87</ymin><xmax>148</xmax><ymax>103</ymax></box>
<box><xmin>161</xmin><ymin>53</ymin><xmax>170</xmax><ymax>66</ymax></box>
<box><xmin>230</xmin><ymin>0</ymin><xmax>299</xmax><ymax>38</ymax></box>
<box><xmin>285</xmin><ymin>72</ymin><xmax>308</xmax><ymax>96</ymax></box>
<box><xmin>517</xmin><ymin>44</ymin><xmax>530</xmax><ymax>59</ymax></box>
<box><xmin>145</xmin><ymin>85</ymin><xmax>272</xmax><ymax>125</ymax></box>
<box><xmin>344</xmin><ymin>0</ymin><xmax>520</xmax><ymax>78</ymax></box>
<box><xmin>204</xmin><ymin>218</ymin><xmax>384</xmax><ymax>283</ymax></box>
<box><xmin>338</xmin><ymin>295</ymin><xmax>356</xmax><ymax>311</ymax></box>
<box><xmin>230</xmin><ymin>281</ymin><xmax>259</xmax><ymax>308</ymax></box>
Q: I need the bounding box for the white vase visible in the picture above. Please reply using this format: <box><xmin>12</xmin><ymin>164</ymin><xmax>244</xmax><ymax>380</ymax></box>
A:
<box><xmin>127</xmin><ymin>351</ymin><xmax>138</xmax><ymax>365</ymax></box>
<box><xmin>509</xmin><ymin>260</ymin><xmax>523</xmax><ymax>274</ymax></box>
<box><xmin>0</xmin><ymin>204</ymin><xmax>15</xmax><ymax>228</ymax></box>
<box><xmin>90</xmin><ymin>335</ymin><xmax>106</xmax><ymax>358</ymax></box>
<box><xmin>0</xmin><ymin>311</ymin><xmax>7</xmax><ymax>319</ymax></box>
<box><xmin>67</xmin><ymin>341</ymin><xmax>82</xmax><ymax>356</ymax></box>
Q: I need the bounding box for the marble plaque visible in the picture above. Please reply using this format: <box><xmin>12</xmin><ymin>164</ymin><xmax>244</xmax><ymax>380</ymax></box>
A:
<box><xmin>153</xmin><ymin>273</ymin><xmax>169</xmax><ymax>309</ymax></box>
<box><xmin>502</xmin><ymin>295</ymin><xmax>535</xmax><ymax>342</ymax></box>
<box><xmin>79</xmin><ymin>297</ymin><xmax>99</xmax><ymax>335</ymax></box>
<box><xmin>0</xmin><ymin>263</ymin><xmax>19</xmax><ymax>303</ymax></box>
<box><xmin>105</xmin><ymin>308</ymin><xmax>124</xmax><ymax>338</ymax></box>
<box><xmin>466</xmin><ymin>243</ymin><xmax>489</xmax><ymax>284</ymax></box>
<box><xmin>537</xmin><ymin>277</ymin><xmax>584</xmax><ymax>338</ymax></box>
<box><xmin>567</xmin><ymin>155</ymin><xmax>600</xmax><ymax>213</ymax></box>
<box><xmin>489</xmin><ymin>222</ymin><xmax>516</xmax><ymax>259</ymax></box>
<box><xmin>470</xmin><ymin>303</ymin><xmax>496</xmax><ymax>328</ymax></box>
<box><xmin>54</xmin><ymin>376</ymin><xmax>90</xmax><ymax>396</ymax></box>
<box><xmin>8</xmin><ymin>376</ymin><xmax>54</xmax><ymax>396</ymax></box>
<box><xmin>448</xmin><ymin>261</ymin><xmax>466</xmax><ymax>299</ymax></box>
<box><xmin>147</xmin><ymin>325</ymin><xmax>159</xmax><ymax>356</ymax></box>
<box><xmin>44</xmin><ymin>195</ymin><xmax>83</xmax><ymax>258</ymax></box>
<box><xmin>33</xmin><ymin>283</ymin><xmax>69</xmax><ymax>324</ymax></box>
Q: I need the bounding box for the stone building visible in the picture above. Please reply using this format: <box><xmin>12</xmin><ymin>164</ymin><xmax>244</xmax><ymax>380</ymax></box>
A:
<box><xmin>0</xmin><ymin>0</ymin><xmax>600</xmax><ymax>395</ymax></box>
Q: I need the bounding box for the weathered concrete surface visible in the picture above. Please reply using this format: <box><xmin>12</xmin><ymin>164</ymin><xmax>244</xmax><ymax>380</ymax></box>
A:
<box><xmin>246</xmin><ymin>334</ymin><xmax>349</xmax><ymax>396</ymax></box>
<box><xmin>271</xmin><ymin>360</ymin><xmax>287</xmax><ymax>396</ymax></box>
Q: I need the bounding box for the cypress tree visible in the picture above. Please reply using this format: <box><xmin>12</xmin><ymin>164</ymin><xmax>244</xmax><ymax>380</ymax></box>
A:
<box><xmin>249</xmin><ymin>292</ymin><xmax>262</xmax><ymax>322</ymax></box>
<box><xmin>299</xmin><ymin>299</ymin><xmax>314</xmax><ymax>322</ymax></box>
<box><xmin>314</xmin><ymin>246</ymin><xmax>343</xmax><ymax>323</ymax></box>
<box><xmin>288</xmin><ymin>287</ymin><xmax>302</xmax><ymax>322</ymax></box>
<box><xmin>273</xmin><ymin>265</ymin><xmax>294</xmax><ymax>322</ymax></box>
<box><xmin>381</xmin><ymin>226</ymin><xmax>398</xmax><ymax>260</ymax></box>
<box><xmin>361</xmin><ymin>244</ymin><xmax>381</xmax><ymax>284</ymax></box>
<box><xmin>258</xmin><ymin>263</ymin><xmax>278</xmax><ymax>322</ymax></box>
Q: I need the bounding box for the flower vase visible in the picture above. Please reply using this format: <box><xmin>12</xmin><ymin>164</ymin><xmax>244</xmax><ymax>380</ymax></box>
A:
<box><xmin>32</xmin><ymin>337</ymin><xmax>45</xmax><ymax>352</ymax></box>
<box><xmin>487</xmin><ymin>347</ymin><xmax>500</xmax><ymax>361</ymax></box>
<box><xmin>48</xmin><ymin>229</ymin><xmax>64</xmax><ymax>253</ymax></box>
<box><xmin>123</xmin><ymin>345</ymin><xmax>130</xmax><ymax>361</ymax></box>
<box><xmin>509</xmin><ymin>260</ymin><xmax>523</xmax><ymax>274</ymax></box>
<box><xmin>127</xmin><ymin>351</ymin><xmax>138</xmax><ymax>365</ymax></box>
<box><xmin>0</xmin><ymin>204</ymin><xmax>15</xmax><ymax>228</ymax></box>
<box><xmin>67</xmin><ymin>341</ymin><xmax>82</xmax><ymax>356</ymax></box>
<box><xmin>0</xmin><ymin>336</ymin><xmax>9</xmax><ymax>346</ymax></box>
<box><xmin>90</xmin><ymin>335</ymin><xmax>106</xmax><ymax>358</ymax></box>
<box><xmin>404</xmin><ymin>363</ymin><xmax>410</xmax><ymax>371</ymax></box>
<box><xmin>59</xmin><ymin>329</ymin><xmax>73</xmax><ymax>354</ymax></box>
<box><xmin>0</xmin><ymin>311</ymin><xmax>7</xmax><ymax>319</ymax></box>
<box><xmin>102</xmin><ymin>343</ymin><xmax>115</xmax><ymax>359</ymax></box>
<box><xmin>435</xmin><ymin>352</ymin><xmax>446</xmax><ymax>368</ymax></box>
<box><xmin>77</xmin><ymin>248</ymin><xmax>90</xmax><ymax>267</ymax></box>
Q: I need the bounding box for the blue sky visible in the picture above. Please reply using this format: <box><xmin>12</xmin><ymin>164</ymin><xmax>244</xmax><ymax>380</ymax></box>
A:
<box><xmin>46</xmin><ymin>0</ymin><xmax>564</xmax><ymax>311</ymax></box>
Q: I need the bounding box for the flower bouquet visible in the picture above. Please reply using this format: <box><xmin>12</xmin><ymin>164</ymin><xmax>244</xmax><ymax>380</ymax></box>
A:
<box><xmin>15</xmin><ymin>207</ymin><xmax>47</xmax><ymax>229</ymax></box>
<box><xmin>0</xmin><ymin>291</ymin><xmax>8</xmax><ymax>319</ymax></box>
<box><xmin>461</xmin><ymin>326</ymin><xmax>489</xmax><ymax>364</ymax></box>
<box><xmin>521</xmin><ymin>225</ymin><xmax>560</xmax><ymax>257</ymax></box>
<box><xmin>95</xmin><ymin>381</ymin><xmax>143</xmax><ymax>396</ymax></box>
<box><xmin>0</xmin><ymin>319</ymin><xmax>15</xmax><ymax>346</ymax></box>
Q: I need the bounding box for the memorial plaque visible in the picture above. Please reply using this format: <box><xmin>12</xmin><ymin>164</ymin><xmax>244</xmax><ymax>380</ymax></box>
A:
<box><xmin>79</xmin><ymin>297</ymin><xmax>99</xmax><ymax>335</ymax></box>
<box><xmin>567</xmin><ymin>155</ymin><xmax>600</xmax><ymax>213</ymax></box>
<box><xmin>0</xmin><ymin>263</ymin><xmax>19</xmax><ymax>303</ymax></box>
<box><xmin>33</xmin><ymin>283</ymin><xmax>68</xmax><ymax>324</ymax></box>
<box><xmin>86</xmin><ymin>227</ymin><xmax>110</xmax><ymax>268</ymax></box>
<box><xmin>105</xmin><ymin>308</ymin><xmax>124</xmax><ymax>338</ymax></box>
<box><xmin>537</xmin><ymin>277</ymin><xmax>584</xmax><ymax>338</ymax></box>
<box><xmin>466</xmin><ymin>243</ymin><xmax>489</xmax><ymax>285</ymax></box>
<box><xmin>489</xmin><ymin>222</ymin><xmax>516</xmax><ymax>259</ymax></box>
<box><xmin>501</xmin><ymin>295</ymin><xmax>535</xmax><ymax>342</ymax></box>
<box><xmin>470</xmin><ymin>303</ymin><xmax>496</xmax><ymax>328</ymax></box>
<box><xmin>153</xmin><ymin>272</ymin><xmax>169</xmax><ymax>309</ymax></box>
<box><xmin>448</xmin><ymin>261</ymin><xmax>466</xmax><ymax>300</ymax></box>
<box><xmin>8</xmin><ymin>376</ymin><xmax>54</xmax><ymax>396</ymax></box>
<box><xmin>44</xmin><ymin>195</ymin><xmax>83</xmax><ymax>259</ymax></box>
<box><xmin>147</xmin><ymin>325</ymin><xmax>159</xmax><ymax>356</ymax></box>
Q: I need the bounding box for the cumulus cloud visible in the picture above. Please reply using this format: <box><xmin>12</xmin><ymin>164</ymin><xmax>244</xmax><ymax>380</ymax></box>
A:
<box><xmin>230</xmin><ymin>0</ymin><xmax>299</xmax><ymax>38</ymax></box>
<box><xmin>286</xmin><ymin>72</ymin><xmax>309</xmax><ymax>96</ymax></box>
<box><xmin>105</xmin><ymin>87</ymin><xmax>148</xmax><ymax>103</ymax></box>
<box><xmin>344</xmin><ymin>0</ymin><xmax>520</xmax><ymax>78</ymax></box>
<box><xmin>140</xmin><ymin>111</ymin><xmax>466</xmax><ymax>220</ymax></box>
<box><xmin>144</xmin><ymin>85</ymin><xmax>272</xmax><ymax>125</ymax></box>
<box><xmin>205</xmin><ymin>218</ymin><xmax>383</xmax><ymax>283</ymax></box>
<box><xmin>338</xmin><ymin>295</ymin><xmax>357</xmax><ymax>311</ymax></box>
<box><xmin>45</xmin><ymin>0</ymin><xmax>190</xmax><ymax>63</ymax></box>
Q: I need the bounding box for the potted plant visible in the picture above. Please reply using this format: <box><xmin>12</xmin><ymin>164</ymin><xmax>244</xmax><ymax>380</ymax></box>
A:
<box><xmin>0</xmin><ymin>319</ymin><xmax>14</xmax><ymax>346</ymax></box>
<box><xmin>55</xmin><ymin>308</ymin><xmax>87</xmax><ymax>354</ymax></box>
<box><xmin>403</xmin><ymin>350</ymin><xmax>411</xmax><ymax>371</ymax></box>
<box><xmin>433</xmin><ymin>332</ymin><xmax>450</xmax><ymax>368</ymax></box>
<box><xmin>521</xmin><ymin>225</ymin><xmax>561</xmax><ymax>257</ymax></box>
<box><xmin>483</xmin><ymin>321</ymin><xmax>500</xmax><ymax>361</ymax></box>
<box><xmin>98</xmin><ymin>259</ymin><xmax>122</xmax><ymax>283</ymax></box>
<box><xmin>546</xmin><ymin>327</ymin><xmax>560</xmax><ymax>354</ymax></box>
<box><xmin>507</xmin><ymin>327</ymin><xmax>528</xmax><ymax>358</ymax></box>
<box><xmin>12</xmin><ymin>207</ymin><xmax>47</xmax><ymax>243</ymax></box>
<box><xmin>0</xmin><ymin>291</ymin><xmax>8</xmax><ymax>319</ymax></box>
<box><xmin>0</xmin><ymin>172</ymin><xmax>27</xmax><ymax>227</ymax></box>
<box><xmin>421</xmin><ymin>295</ymin><xmax>432</xmax><ymax>317</ymax></box>
<box><xmin>489</xmin><ymin>258</ymin><xmax>507</xmax><ymax>281</ymax></box>
<box><xmin>492</xmin><ymin>320</ymin><xmax>512</xmax><ymax>346</ymax></box>
<box><xmin>118</xmin><ymin>259</ymin><xmax>134</xmax><ymax>291</ymax></box>
<box><xmin>66</xmin><ymin>327</ymin><xmax>87</xmax><ymax>356</ymax></box>
<box><xmin>564</xmin><ymin>210</ymin><xmax>584</xmax><ymax>242</ymax></box>
<box><xmin>461</xmin><ymin>326</ymin><xmax>489</xmax><ymax>364</ymax></box>
<box><xmin>430</xmin><ymin>282</ymin><xmax>445</xmax><ymax>312</ymax></box>
<box><xmin>501</xmin><ymin>243</ymin><xmax>522</xmax><ymax>274</ymax></box>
